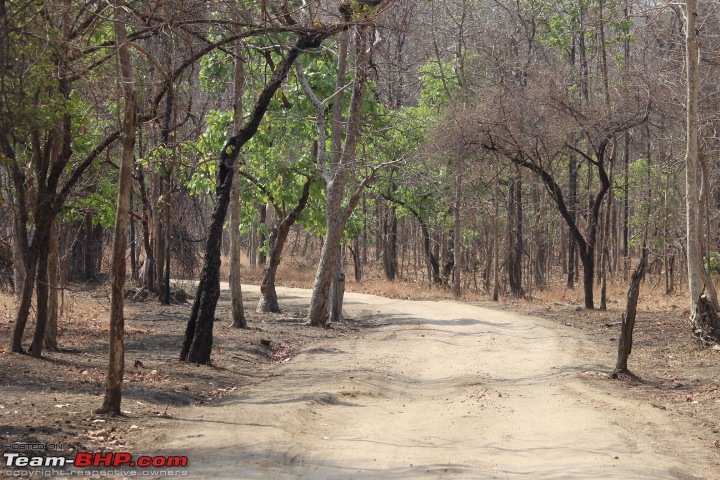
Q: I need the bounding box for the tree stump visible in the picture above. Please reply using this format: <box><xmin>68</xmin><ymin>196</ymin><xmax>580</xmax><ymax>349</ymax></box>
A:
<box><xmin>613</xmin><ymin>250</ymin><xmax>647</xmax><ymax>376</ymax></box>
<box><xmin>693</xmin><ymin>294</ymin><xmax>720</xmax><ymax>346</ymax></box>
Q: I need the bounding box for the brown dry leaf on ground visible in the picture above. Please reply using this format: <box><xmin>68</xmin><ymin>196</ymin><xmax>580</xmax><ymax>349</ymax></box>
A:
<box><xmin>270</xmin><ymin>343</ymin><xmax>295</xmax><ymax>363</ymax></box>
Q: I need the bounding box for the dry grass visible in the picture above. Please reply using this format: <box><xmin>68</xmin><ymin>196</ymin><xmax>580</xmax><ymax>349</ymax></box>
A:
<box><xmin>340</xmin><ymin>269</ymin><xmax>689</xmax><ymax>316</ymax></box>
<box><xmin>223</xmin><ymin>253</ymin><xmax>691</xmax><ymax>317</ymax></box>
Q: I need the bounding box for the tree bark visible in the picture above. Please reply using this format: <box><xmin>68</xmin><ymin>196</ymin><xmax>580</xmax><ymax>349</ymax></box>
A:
<box><xmin>614</xmin><ymin>250</ymin><xmax>647</xmax><ymax>375</ymax></box>
<box><xmin>80</xmin><ymin>212</ymin><xmax>103</xmax><ymax>282</ymax></box>
<box><xmin>163</xmin><ymin>215</ymin><xmax>170</xmax><ymax>304</ymax></box>
<box><xmin>684</xmin><ymin>0</ymin><xmax>720</xmax><ymax>323</ymax></box>
<box><xmin>492</xmin><ymin>180</ymin><xmax>500</xmax><ymax>301</ymax></box>
<box><xmin>152</xmin><ymin>172</ymin><xmax>165</xmax><ymax>294</ymax></box>
<box><xmin>600</xmin><ymin>151</ymin><xmax>614</xmax><ymax>311</ymax></box>
<box><xmin>329</xmin><ymin>248</ymin><xmax>345</xmax><ymax>323</ymax></box>
<box><xmin>307</xmin><ymin>186</ymin><xmax>349</xmax><ymax>326</ymax></box>
<box><xmin>129</xmin><ymin>186</ymin><xmax>138</xmax><ymax>280</ymax></box>
<box><xmin>507</xmin><ymin>172</ymin><xmax>523</xmax><ymax>296</ymax></box>
<box><xmin>11</xmin><ymin>208</ymin><xmax>26</xmax><ymax>300</ymax></box>
<box><xmin>453</xmin><ymin>167</ymin><xmax>462</xmax><ymax>298</ymax></box>
<box><xmin>567</xmin><ymin>154</ymin><xmax>577</xmax><ymax>288</ymax></box>
<box><xmin>257</xmin><ymin>178</ymin><xmax>312</xmax><ymax>313</ymax></box>
<box><xmin>257</xmin><ymin>203</ymin><xmax>267</xmax><ymax>266</ymax></box>
<box><xmin>663</xmin><ymin>171</ymin><xmax>673</xmax><ymax>294</ymax></box>
<box><xmin>382</xmin><ymin>204</ymin><xmax>398</xmax><ymax>280</ymax></box>
<box><xmin>351</xmin><ymin>238</ymin><xmax>362</xmax><ymax>282</ymax></box>
<box><xmin>44</xmin><ymin>219</ymin><xmax>59</xmax><ymax>350</ymax></box>
<box><xmin>229</xmin><ymin>36</ymin><xmax>246</xmax><ymax>328</ymax></box>
<box><xmin>421</xmin><ymin>222</ymin><xmax>442</xmax><ymax>286</ymax></box>
<box><xmin>307</xmin><ymin>26</ymin><xmax>370</xmax><ymax>327</ymax></box>
<box><xmin>98</xmin><ymin>0</ymin><xmax>137</xmax><ymax>415</ymax></box>
<box><xmin>137</xmin><ymin>166</ymin><xmax>155</xmax><ymax>291</ymax></box>
<box><xmin>29</xmin><ymin>243</ymin><xmax>50</xmax><ymax>356</ymax></box>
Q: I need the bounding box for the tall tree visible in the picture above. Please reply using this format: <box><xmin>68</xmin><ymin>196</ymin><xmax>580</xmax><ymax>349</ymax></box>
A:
<box><xmin>305</xmin><ymin>25</ymin><xmax>373</xmax><ymax>327</ymax></box>
<box><xmin>4</xmin><ymin>0</ymin><xmax>121</xmax><ymax>355</ymax></box>
<box><xmin>229</xmin><ymin>35</ymin><xmax>247</xmax><ymax>329</ymax></box>
<box><xmin>682</xmin><ymin>0</ymin><xmax>720</xmax><ymax>332</ymax></box>
<box><xmin>98</xmin><ymin>0</ymin><xmax>137</xmax><ymax>415</ymax></box>
<box><xmin>180</xmin><ymin>28</ymin><xmax>338</xmax><ymax>363</ymax></box>
<box><xmin>254</xmin><ymin>174</ymin><xmax>313</xmax><ymax>313</ymax></box>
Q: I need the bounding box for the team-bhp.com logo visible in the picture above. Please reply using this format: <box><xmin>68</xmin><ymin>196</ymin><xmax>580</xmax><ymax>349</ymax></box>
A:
<box><xmin>4</xmin><ymin>452</ymin><xmax>188</xmax><ymax>476</ymax></box>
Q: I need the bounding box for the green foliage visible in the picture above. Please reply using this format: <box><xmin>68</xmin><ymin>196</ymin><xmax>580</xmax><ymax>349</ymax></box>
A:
<box><xmin>533</xmin><ymin>0</ymin><xmax>634</xmax><ymax>60</ymax></box>
<box><xmin>708</xmin><ymin>252</ymin><xmax>720</xmax><ymax>275</ymax></box>
<box><xmin>418</xmin><ymin>60</ymin><xmax>460</xmax><ymax>108</ymax></box>
<box><xmin>346</xmin><ymin>0</ymin><xmax>379</xmax><ymax>19</ymax></box>
<box><xmin>199</xmin><ymin>51</ymin><xmax>233</xmax><ymax>98</ymax></box>
<box><xmin>62</xmin><ymin>168</ymin><xmax>119</xmax><ymax>227</ymax></box>
<box><xmin>620</xmin><ymin>158</ymin><xmax>679</xmax><ymax>250</ymax></box>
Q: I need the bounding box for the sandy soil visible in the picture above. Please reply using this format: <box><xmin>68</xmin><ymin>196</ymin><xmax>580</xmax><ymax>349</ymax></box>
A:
<box><xmin>131</xmin><ymin>285</ymin><xmax>719</xmax><ymax>479</ymax></box>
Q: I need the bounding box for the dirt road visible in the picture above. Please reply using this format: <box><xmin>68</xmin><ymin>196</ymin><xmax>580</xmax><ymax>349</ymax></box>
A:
<box><xmin>146</xmin><ymin>286</ymin><xmax>716</xmax><ymax>479</ymax></box>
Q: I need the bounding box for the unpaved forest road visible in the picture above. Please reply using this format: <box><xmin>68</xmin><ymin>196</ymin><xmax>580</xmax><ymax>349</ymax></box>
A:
<box><xmin>147</xmin><ymin>286</ymin><xmax>717</xmax><ymax>479</ymax></box>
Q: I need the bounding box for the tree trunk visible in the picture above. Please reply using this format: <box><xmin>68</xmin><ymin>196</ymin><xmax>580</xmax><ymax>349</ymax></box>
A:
<box><xmin>568</xmin><ymin>156</ymin><xmax>577</xmax><ymax>288</ymax></box>
<box><xmin>257</xmin><ymin>179</ymin><xmax>312</xmax><ymax>313</ymax></box>
<box><xmin>307</xmin><ymin>27</ymin><xmax>371</xmax><ymax>327</ymax></box>
<box><xmin>229</xmin><ymin>37</ymin><xmax>246</xmax><ymax>328</ymax></box>
<box><xmin>153</xmin><ymin>173</ymin><xmax>165</xmax><ymax>294</ymax></box>
<box><xmin>599</xmin><ymin>241</ymin><xmax>608</xmax><ymax>310</ymax></box>
<box><xmin>492</xmin><ymin>180</ymin><xmax>500</xmax><ymax>301</ymax></box>
<box><xmin>307</xmin><ymin>185</ymin><xmax>348</xmax><ymax>326</ymax></box>
<box><xmin>11</xmin><ymin>210</ymin><xmax>25</xmax><ymax>300</ymax></box>
<box><xmin>7</xmin><ymin>142</ymin><xmax>68</xmax><ymax>354</ymax></box>
<box><xmin>249</xmin><ymin>221</ymin><xmax>257</xmax><ymax>268</ymax></box>
<box><xmin>684</xmin><ymin>0</ymin><xmax>720</xmax><ymax>323</ymax></box>
<box><xmin>600</xmin><ymin>153</ymin><xmax>614</xmax><ymax>311</ymax></box>
<box><xmin>623</xmin><ymin>133</ymin><xmax>630</xmax><ymax>279</ymax></box>
<box><xmin>163</xmin><ymin>214</ymin><xmax>170</xmax><ymax>304</ymax></box>
<box><xmin>82</xmin><ymin>212</ymin><xmax>101</xmax><ymax>281</ymax></box>
<box><xmin>98</xmin><ymin>0</ymin><xmax>136</xmax><ymax>415</ymax></box>
<box><xmin>614</xmin><ymin>250</ymin><xmax>647</xmax><ymax>375</ymax></box>
<box><xmin>507</xmin><ymin>172</ymin><xmax>523</xmax><ymax>296</ymax></box>
<box><xmin>535</xmin><ymin>239</ymin><xmax>546</xmax><ymax>290</ymax></box>
<box><xmin>44</xmin><ymin>219</ymin><xmax>59</xmax><ymax>350</ymax></box>
<box><xmin>351</xmin><ymin>238</ymin><xmax>362</xmax><ymax>282</ymax></box>
<box><xmin>129</xmin><ymin>186</ymin><xmax>138</xmax><ymax>280</ymax></box>
<box><xmin>421</xmin><ymin>222</ymin><xmax>442</xmax><ymax>286</ymax></box>
<box><xmin>136</xmin><ymin>166</ymin><xmax>155</xmax><ymax>291</ymax></box>
<box><xmin>453</xmin><ymin>167</ymin><xmax>462</xmax><ymax>298</ymax></box>
<box><xmin>382</xmin><ymin>204</ymin><xmax>398</xmax><ymax>280</ymax></box>
<box><xmin>580</xmin><ymin>250</ymin><xmax>595</xmax><ymax>309</ymax></box>
<box><xmin>329</xmin><ymin>248</ymin><xmax>345</xmax><ymax>323</ymax></box>
<box><xmin>664</xmin><ymin>171</ymin><xmax>673</xmax><ymax>294</ymax></box>
<box><xmin>10</xmin><ymin>197</ymin><xmax>53</xmax><ymax>353</ymax></box>
<box><xmin>11</xmin><ymin>252</ymin><xmax>37</xmax><ymax>352</ymax></box>
<box><xmin>257</xmin><ymin>204</ymin><xmax>267</xmax><ymax>265</ymax></box>
<box><xmin>29</xmin><ymin>243</ymin><xmax>50</xmax><ymax>356</ymax></box>
<box><xmin>257</xmin><ymin>226</ymin><xmax>282</xmax><ymax>313</ymax></box>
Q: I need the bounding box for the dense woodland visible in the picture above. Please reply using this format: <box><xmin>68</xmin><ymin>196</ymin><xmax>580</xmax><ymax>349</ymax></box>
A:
<box><xmin>2</xmin><ymin>0</ymin><xmax>720</xmax><ymax>411</ymax></box>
